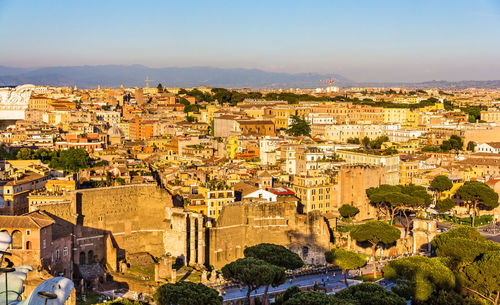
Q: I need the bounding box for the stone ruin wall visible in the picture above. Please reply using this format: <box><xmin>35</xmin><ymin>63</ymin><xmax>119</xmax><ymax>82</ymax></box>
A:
<box><xmin>74</xmin><ymin>184</ymin><xmax>173</xmax><ymax>257</ymax></box>
<box><xmin>39</xmin><ymin>184</ymin><xmax>173</xmax><ymax>268</ymax></box>
<box><xmin>208</xmin><ymin>200</ymin><xmax>333</xmax><ymax>269</ymax></box>
<box><xmin>335</xmin><ymin>165</ymin><xmax>386</xmax><ymax>220</ymax></box>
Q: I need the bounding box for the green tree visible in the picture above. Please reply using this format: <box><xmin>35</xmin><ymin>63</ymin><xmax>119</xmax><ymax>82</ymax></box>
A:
<box><xmin>420</xmin><ymin>290</ymin><xmax>482</xmax><ymax>305</ymax></box>
<box><xmin>431</xmin><ymin>227</ymin><xmax>500</xmax><ymax>271</ymax></box>
<box><xmin>324</xmin><ymin>248</ymin><xmax>366</xmax><ymax>287</ymax></box>
<box><xmin>99</xmin><ymin>299</ymin><xmax>148</xmax><ymax>305</ymax></box>
<box><xmin>243</xmin><ymin>243</ymin><xmax>303</xmax><ymax>303</ymax></box>
<box><xmin>350</xmin><ymin>221</ymin><xmax>401</xmax><ymax>279</ymax></box>
<box><xmin>430</xmin><ymin>175</ymin><xmax>453</xmax><ymax>201</ymax></box>
<box><xmin>275</xmin><ymin>286</ymin><xmax>301</xmax><ymax>305</ymax></box>
<box><xmin>244</xmin><ymin>243</ymin><xmax>304</xmax><ymax>270</ymax></box>
<box><xmin>184</xmin><ymin>104</ymin><xmax>199</xmax><ymax>113</ymax></box>
<box><xmin>333</xmin><ymin>282</ymin><xmax>406</xmax><ymax>305</ymax></box>
<box><xmin>455</xmin><ymin>181</ymin><xmax>499</xmax><ymax>227</ymax></box>
<box><xmin>49</xmin><ymin>148</ymin><xmax>91</xmax><ymax>172</ymax></box>
<box><xmin>179</xmin><ymin>97</ymin><xmax>190</xmax><ymax>106</ymax></box>
<box><xmin>16</xmin><ymin>148</ymin><xmax>33</xmax><ymax>160</ymax></box>
<box><xmin>440</xmin><ymin>135</ymin><xmax>464</xmax><ymax>152</ymax></box>
<box><xmin>366</xmin><ymin>184</ymin><xmax>405</xmax><ymax>224</ymax></box>
<box><xmin>369</xmin><ymin>136</ymin><xmax>389</xmax><ymax>149</ymax></box>
<box><xmin>338</xmin><ymin>204</ymin><xmax>360</xmax><ymax>222</ymax></box>
<box><xmin>430</xmin><ymin>227</ymin><xmax>500</xmax><ymax>304</ymax></box>
<box><xmin>283</xmin><ymin>291</ymin><xmax>336</xmax><ymax>305</ymax></box>
<box><xmin>464</xmin><ymin>251</ymin><xmax>500</xmax><ymax>305</ymax></box>
<box><xmin>221</xmin><ymin>257</ymin><xmax>286</xmax><ymax>305</ymax></box>
<box><xmin>383</xmin><ymin>256</ymin><xmax>455</xmax><ymax>302</ymax></box>
<box><xmin>399</xmin><ymin>184</ymin><xmax>432</xmax><ymax>237</ymax></box>
<box><xmin>154</xmin><ymin>281</ymin><xmax>222</xmax><ymax>305</ymax></box>
<box><xmin>210</xmin><ymin>119</ymin><xmax>215</xmax><ymax>136</ymax></box>
<box><xmin>157</xmin><ymin>83</ymin><xmax>163</xmax><ymax>93</ymax></box>
<box><xmin>466</xmin><ymin>141</ymin><xmax>476</xmax><ymax>151</ymax></box>
<box><xmin>366</xmin><ymin>184</ymin><xmax>431</xmax><ymax>235</ymax></box>
<box><xmin>100</xmin><ymin>300</ymin><xmax>145</xmax><ymax>305</ymax></box>
<box><xmin>347</xmin><ymin>138</ymin><xmax>360</xmax><ymax>144</ymax></box>
<box><xmin>286</xmin><ymin>115</ymin><xmax>311</xmax><ymax>137</ymax></box>
<box><xmin>435</xmin><ymin>198</ymin><xmax>456</xmax><ymax>213</ymax></box>
<box><xmin>362</xmin><ymin>136</ymin><xmax>371</xmax><ymax>148</ymax></box>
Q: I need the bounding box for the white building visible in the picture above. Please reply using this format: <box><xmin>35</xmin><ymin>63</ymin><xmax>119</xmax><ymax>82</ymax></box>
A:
<box><xmin>475</xmin><ymin>142</ymin><xmax>500</xmax><ymax>154</ymax></box>
<box><xmin>259</xmin><ymin>136</ymin><xmax>281</xmax><ymax>166</ymax></box>
<box><xmin>244</xmin><ymin>189</ymin><xmax>278</xmax><ymax>202</ymax></box>
<box><xmin>95</xmin><ymin>111</ymin><xmax>121</xmax><ymax>125</ymax></box>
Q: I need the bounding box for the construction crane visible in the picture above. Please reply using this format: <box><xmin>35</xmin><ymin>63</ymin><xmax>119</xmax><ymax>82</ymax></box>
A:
<box><xmin>320</xmin><ymin>77</ymin><xmax>335</xmax><ymax>93</ymax></box>
<box><xmin>144</xmin><ymin>76</ymin><xmax>154</xmax><ymax>88</ymax></box>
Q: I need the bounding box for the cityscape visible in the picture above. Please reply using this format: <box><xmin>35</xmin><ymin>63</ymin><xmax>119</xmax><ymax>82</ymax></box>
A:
<box><xmin>1</xmin><ymin>1</ymin><xmax>500</xmax><ymax>305</ymax></box>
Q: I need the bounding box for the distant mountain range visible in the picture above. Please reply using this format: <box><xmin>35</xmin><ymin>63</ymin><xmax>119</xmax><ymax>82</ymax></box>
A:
<box><xmin>0</xmin><ymin>65</ymin><xmax>499</xmax><ymax>89</ymax></box>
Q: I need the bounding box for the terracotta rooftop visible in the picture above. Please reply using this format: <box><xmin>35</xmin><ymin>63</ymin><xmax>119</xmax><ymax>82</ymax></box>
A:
<box><xmin>0</xmin><ymin>211</ymin><xmax>54</xmax><ymax>229</ymax></box>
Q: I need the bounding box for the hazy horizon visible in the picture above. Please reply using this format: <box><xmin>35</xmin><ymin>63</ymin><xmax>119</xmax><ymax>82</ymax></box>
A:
<box><xmin>1</xmin><ymin>0</ymin><xmax>499</xmax><ymax>83</ymax></box>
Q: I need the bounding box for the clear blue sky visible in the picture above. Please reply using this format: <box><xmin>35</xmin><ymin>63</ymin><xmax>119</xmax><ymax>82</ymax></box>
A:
<box><xmin>0</xmin><ymin>0</ymin><xmax>499</xmax><ymax>82</ymax></box>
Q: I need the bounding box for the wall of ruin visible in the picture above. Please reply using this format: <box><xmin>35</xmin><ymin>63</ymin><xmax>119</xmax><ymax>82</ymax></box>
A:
<box><xmin>39</xmin><ymin>185</ymin><xmax>174</xmax><ymax>268</ymax></box>
<box><xmin>208</xmin><ymin>200</ymin><xmax>332</xmax><ymax>269</ymax></box>
<box><xmin>74</xmin><ymin>184</ymin><xmax>173</xmax><ymax>258</ymax></box>
<box><xmin>334</xmin><ymin>165</ymin><xmax>386</xmax><ymax>220</ymax></box>
<box><xmin>163</xmin><ymin>208</ymin><xmax>205</xmax><ymax>266</ymax></box>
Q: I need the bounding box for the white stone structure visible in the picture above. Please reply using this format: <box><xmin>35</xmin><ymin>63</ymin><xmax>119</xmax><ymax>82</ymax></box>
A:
<box><xmin>0</xmin><ymin>85</ymin><xmax>35</xmax><ymax>120</ymax></box>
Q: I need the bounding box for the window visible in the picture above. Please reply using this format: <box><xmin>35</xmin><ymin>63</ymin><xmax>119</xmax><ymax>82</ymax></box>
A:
<box><xmin>63</xmin><ymin>247</ymin><xmax>68</xmax><ymax>256</ymax></box>
<box><xmin>26</xmin><ymin>229</ymin><xmax>31</xmax><ymax>236</ymax></box>
<box><xmin>42</xmin><ymin>240</ymin><xmax>46</xmax><ymax>249</ymax></box>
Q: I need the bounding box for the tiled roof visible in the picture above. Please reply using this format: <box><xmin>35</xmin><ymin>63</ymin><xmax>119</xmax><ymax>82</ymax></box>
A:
<box><xmin>0</xmin><ymin>211</ymin><xmax>54</xmax><ymax>229</ymax></box>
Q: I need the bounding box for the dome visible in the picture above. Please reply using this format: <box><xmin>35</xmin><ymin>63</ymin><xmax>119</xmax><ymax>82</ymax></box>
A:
<box><xmin>107</xmin><ymin>125</ymin><xmax>124</xmax><ymax>137</ymax></box>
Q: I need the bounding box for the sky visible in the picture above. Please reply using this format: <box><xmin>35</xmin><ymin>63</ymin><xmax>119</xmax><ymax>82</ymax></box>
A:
<box><xmin>0</xmin><ymin>0</ymin><xmax>499</xmax><ymax>82</ymax></box>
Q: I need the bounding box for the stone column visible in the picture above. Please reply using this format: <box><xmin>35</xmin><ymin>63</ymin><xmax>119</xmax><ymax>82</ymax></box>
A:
<box><xmin>197</xmin><ymin>215</ymin><xmax>205</xmax><ymax>265</ymax></box>
<box><xmin>189</xmin><ymin>216</ymin><xmax>196</xmax><ymax>265</ymax></box>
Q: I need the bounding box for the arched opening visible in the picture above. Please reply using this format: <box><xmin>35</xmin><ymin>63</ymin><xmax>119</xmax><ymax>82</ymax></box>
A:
<box><xmin>79</xmin><ymin>252</ymin><xmax>86</xmax><ymax>265</ymax></box>
<box><xmin>25</xmin><ymin>241</ymin><xmax>32</xmax><ymax>250</ymax></box>
<box><xmin>11</xmin><ymin>230</ymin><xmax>22</xmax><ymax>249</ymax></box>
<box><xmin>302</xmin><ymin>246</ymin><xmax>309</xmax><ymax>258</ymax></box>
<box><xmin>87</xmin><ymin>250</ymin><xmax>94</xmax><ymax>264</ymax></box>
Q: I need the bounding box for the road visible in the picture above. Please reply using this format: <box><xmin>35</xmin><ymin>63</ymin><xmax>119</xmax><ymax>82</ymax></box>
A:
<box><xmin>221</xmin><ymin>260</ymin><xmax>394</xmax><ymax>302</ymax></box>
<box><xmin>222</xmin><ymin>271</ymin><xmax>351</xmax><ymax>302</ymax></box>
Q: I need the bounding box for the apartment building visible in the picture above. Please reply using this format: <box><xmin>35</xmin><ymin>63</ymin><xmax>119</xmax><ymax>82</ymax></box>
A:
<box><xmin>336</xmin><ymin>150</ymin><xmax>400</xmax><ymax>185</ymax></box>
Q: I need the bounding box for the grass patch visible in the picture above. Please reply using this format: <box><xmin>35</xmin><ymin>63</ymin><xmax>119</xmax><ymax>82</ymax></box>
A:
<box><xmin>353</xmin><ymin>273</ymin><xmax>384</xmax><ymax>282</ymax></box>
<box><xmin>77</xmin><ymin>292</ymin><xmax>106</xmax><ymax>305</ymax></box>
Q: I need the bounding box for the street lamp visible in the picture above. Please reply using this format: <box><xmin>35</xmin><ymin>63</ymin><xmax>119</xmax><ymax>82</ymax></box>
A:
<box><xmin>0</xmin><ymin>267</ymin><xmax>15</xmax><ymax>305</ymax></box>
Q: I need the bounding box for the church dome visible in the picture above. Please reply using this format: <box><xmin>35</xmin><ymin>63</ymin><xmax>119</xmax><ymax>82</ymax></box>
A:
<box><xmin>107</xmin><ymin>125</ymin><xmax>124</xmax><ymax>137</ymax></box>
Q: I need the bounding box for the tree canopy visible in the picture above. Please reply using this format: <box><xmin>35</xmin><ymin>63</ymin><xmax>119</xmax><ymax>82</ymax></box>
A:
<box><xmin>154</xmin><ymin>281</ymin><xmax>222</xmax><ymax>305</ymax></box>
<box><xmin>440</xmin><ymin>135</ymin><xmax>464</xmax><ymax>152</ymax></box>
<box><xmin>455</xmin><ymin>181</ymin><xmax>499</xmax><ymax>226</ymax></box>
<box><xmin>49</xmin><ymin>148</ymin><xmax>91</xmax><ymax>172</ymax></box>
<box><xmin>221</xmin><ymin>257</ymin><xmax>286</xmax><ymax>304</ymax></box>
<box><xmin>466</xmin><ymin>141</ymin><xmax>476</xmax><ymax>151</ymax></box>
<box><xmin>366</xmin><ymin>184</ymin><xmax>431</xmax><ymax>235</ymax></box>
<box><xmin>283</xmin><ymin>291</ymin><xmax>337</xmax><ymax>305</ymax></box>
<box><xmin>430</xmin><ymin>175</ymin><xmax>453</xmax><ymax>194</ymax></box>
<box><xmin>383</xmin><ymin>256</ymin><xmax>455</xmax><ymax>302</ymax></box>
<box><xmin>243</xmin><ymin>243</ymin><xmax>304</xmax><ymax>270</ymax></box>
<box><xmin>99</xmin><ymin>299</ymin><xmax>148</xmax><ymax>305</ymax></box>
<box><xmin>286</xmin><ymin>115</ymin><xmax>311</xmax><ymax>137</ymax></box>
<box><xmin>325</xmin><ymin>248</ymin><xmax>366</xmax><ymax>287</ymax></box>
<box><xmin>431</xmin><ymin>227</ymin><xmax>500</xmax><ymax>304</ymax></box>
<box><xmin>350</xmin><ymin>221</ymin><xmax>400</xmax><ymax>278</ymax></box>
<box><xmin>464</xmin><ymin>251</ymin><xmax>500</xmax><ymax>305</ymax></box>
<box><xmin>333</xmin><ymin>282</ymin><xmax>406</xmax><ymax>305</ymax></box>
<box><xmin>435</xmin><ymin>198</ymin><xmax>456</xmax><ymax>213</ymax></box>
<box><xmin>339</xmin><ymin>204</ymin><xmax>360</xmax><ymax>221</ymax></box>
